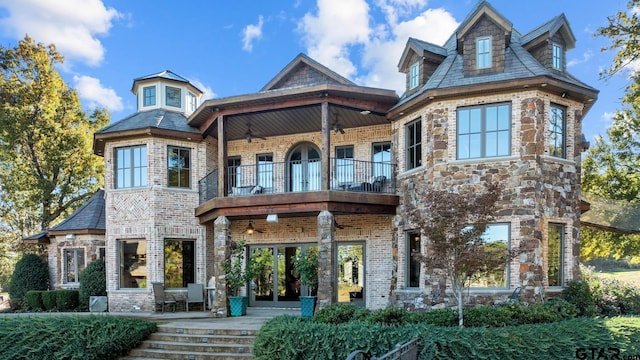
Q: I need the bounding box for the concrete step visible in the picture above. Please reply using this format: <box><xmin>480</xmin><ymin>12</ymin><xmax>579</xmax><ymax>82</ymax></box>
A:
<box><xmin>140</xmin><ymin>340</ymin><xmax>252</xmax><ymax>353</ymax></box>
<box><xmin>157</xmin><ymin>325</ymin><xmax>257</xmax><ymax>337</ymax></box>
<box><xmin>124</xmin><ymin>348</ymin><xmax>252</xmax><ymax>360</ymax></box>
<box><xmin>149</xmin><ymin>333</ymin><xmax>254</xmax><ymax>345</ymax></box>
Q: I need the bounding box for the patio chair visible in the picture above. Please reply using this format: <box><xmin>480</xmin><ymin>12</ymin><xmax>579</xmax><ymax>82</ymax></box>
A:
<box><xmin>186</xmin><ymin>283</ymin><xmax>206</xmax><ymax>312</ymax></box>
<box><xmin>492</xmin><ymin>286</ymin><xmax>522</xmax><ymax>306</ymax></box>
<box><xmin>152</xmin><ymin>282</ymin><xmax>176</xmax><ymax>313</ymax></box>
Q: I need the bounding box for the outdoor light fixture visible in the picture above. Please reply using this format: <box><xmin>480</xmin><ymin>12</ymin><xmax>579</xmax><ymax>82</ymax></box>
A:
<box><xmin>360</xmin><ymin>110</ymin><xmax>371</xmax><ymax>115</ymax></box>
<box><xmin>66</xmin><ymin>234</ymin><xmax>76</xmax><ymax>241</ymax></box>
<box><xmin>266</xmin><ymin>214</ymin><xmax>278</xmax><ymax>223</ymax></box>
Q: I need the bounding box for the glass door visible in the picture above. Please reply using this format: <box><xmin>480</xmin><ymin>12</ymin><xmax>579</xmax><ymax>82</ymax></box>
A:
<box><xmin>337</xmin><ymin>243</ymin><xmax>365</xmax><ymax>306</ymax></box>
<box><xmin>249</xmin><ymin>244</ymin><xmax>317</xmax><ymax>307</ymax></box>
<box><xmin>288</xmin><ymin>143</ymin><xmax>321</xmax><ymax>192</ymax></box>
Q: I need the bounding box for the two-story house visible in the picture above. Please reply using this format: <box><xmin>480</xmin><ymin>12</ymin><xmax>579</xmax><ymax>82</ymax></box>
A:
<box><xmin>39</xmin><ymin>0</ymin><xmax>597</xmax><ymax>314</ymax></box>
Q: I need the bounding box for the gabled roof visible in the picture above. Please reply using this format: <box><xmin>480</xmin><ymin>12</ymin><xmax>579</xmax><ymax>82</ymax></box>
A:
<box><xmin>521</xmin><ymin>14</ymin><xmax>576</xmax><ymax>50</ymax></box>
<box><xmin>131</xmin><ymin>70</ymin><xmax>203</xmax><ymax>94</ymax></box>
<box><xmin>260</xmin><ymin>53</ymin><xmax>355</xmax><ymax>91</ymax></box>
<box><xmin>96</xmin><ymin>109</ymin><xmax>200</xmax><ymax>135</ymax></box>
<box><xmin>456</xmin><ymin>0</ymin><xmax>512</xmax><ymax>45</ymax></box>
<box><xmin>49</xmin><ymin>190</ymin><xmax>106</xmax><ymax>234</ymax></box>
<box><xmin>397</xmin><ymin>38</ymin><xmax>447</xmax><ymax>72</ymax></box>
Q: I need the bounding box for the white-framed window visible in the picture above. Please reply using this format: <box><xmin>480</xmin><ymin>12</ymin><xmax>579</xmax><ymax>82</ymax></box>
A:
<box><xmin>469</xmin><ymin>223</ymin><xmax>510</xmax><ymax>288</ymax></box>
<box><xmin>409</xmin><ymin>62</ymin><xmax>420</xmax><ymax>89</ymax></box>
<box><xmin>548</xmin><ymin>223</ymin><xmax>564</xmax><ymax>286</ymax></box>
<box><xmin>143</xmin><ymin>86</ymin><xmax>156</xmax><ymax>107</ymax></box>
<box><xmin>257</xmin><ymin>153</ymin><xmax>273</xmax><ymax>189</ymax></box>
<box><xmin>335</xmin><ymin>146</ymin><xmax>354</xmax><ymax>184</ymax></box>
<box><xmin>166</xmin><ymin>86</ymin><xmax>182</xmax><ymax>108</ymax></box>
<box><xmin>188</xmin><ymin>92</ymin><xmax>197</xmax><ymax>112</ymax></box>
<box><xmin>119</xmin><ymin>240</ymin><xmax>147</xmax><ymax>289</ymax></box>
<box><xmin>457</xmin><ymin>103</ymin><xmax>511</xmax><ymax>160</ymax></box>
<box><xmin>477</xmin><ymin>36</ymin><xmax>492</xmax><ymax>69</ymax></box>
<box><xmin>552</xmin><ymin>43</ymin><xmax>563</xmax><ymax>70</ymax></box>
<box><xmin>164</xmin><ymin>239</ymin><xmax>196</xmax><ymax>289</ymax></box>
<box><xmin>406</xmin><ymin>119</ymin><xmax>422</xmax><ymax>170</ymax></box>
<box><xmin>168</xmin><ymin>146</ymin><xmax>191</xmax><ymax>188</ymax></box>
<box><xmin>115</xmin><ymin>145</ymin><xmax>147</xmax><ymax>189</ymax></box>
<box><xmin>62</xmin><ymin>248</ymin><xmax>85</xmax><ymax>284</ymax></box>
<box><xmin>548</xmin><ymin>104</ymin><xmax>566</xmax><ymax>158</ymax></box>
<box><xmin>406</xmin><ymin>231</ymin><xmax>421</xmax><ymax>288</ymax></box>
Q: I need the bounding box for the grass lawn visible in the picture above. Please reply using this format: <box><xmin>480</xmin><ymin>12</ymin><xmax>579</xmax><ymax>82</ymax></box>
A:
<box><xmin>599</xmin><ymin>269</ymin><xmax>640</xmax><ymax>287</ymax></box>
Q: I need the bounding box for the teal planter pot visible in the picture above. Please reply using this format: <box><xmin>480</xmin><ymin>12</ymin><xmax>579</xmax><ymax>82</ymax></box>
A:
<box><xmin>300</xmin><ymin>296</ymin><xmax>316</xmax><ymax>317</ymax></box>
<box><xmin>229</xmin><ymin>296</ymin><xmax>247</xmax><ymax>316</ymax></box>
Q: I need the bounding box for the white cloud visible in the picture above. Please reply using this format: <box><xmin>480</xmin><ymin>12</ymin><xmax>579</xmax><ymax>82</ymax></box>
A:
<box><xmin>73</xmin><ymin>75</ymin><xmax>123</xmax><ymax>112</ymax></box>
<box><xmin>189</xmin><ymin>78</ymin><xmax>217</xmax><ymax>101</ymax></box>
<box><xmin>297</xmin><ymin>0</ymin><xmax>458</xmax><ymax>94</ymax></box>
<box><xmin>242</xmin><ymin>15</ymin><xmax>264</xmax><ymax>52</ymax></box>
<box><xmin>298</xmin><ymin>0</ymin><xmax>371</xmax><ymax>79</ymax></box>
<box><xmin>567</xmin><ymin>50</ymin><xmax>593</xmax><ymax>68</ymax></box>
<box><xmin>0</xmin><ymin>0</ymin><xmax>121</xmax><ymax>67</ymax></box>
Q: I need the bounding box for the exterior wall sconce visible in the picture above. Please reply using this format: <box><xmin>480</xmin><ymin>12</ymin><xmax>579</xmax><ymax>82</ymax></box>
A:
<box><xmin>266</xmin><ymin>214</ymin><xmax>278</xmax><ymax>223</ymax></box>
<box><xmin>65</xmin><ymin>234</ymin><xmax>76</xmax><ymax>241</ymax></box>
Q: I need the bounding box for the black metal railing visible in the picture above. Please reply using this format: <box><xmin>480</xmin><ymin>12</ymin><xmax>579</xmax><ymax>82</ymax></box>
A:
<box><xmin>198</xmin><ymin>158</ymin><xmax>395</xmax><ymax>203</ymax></box>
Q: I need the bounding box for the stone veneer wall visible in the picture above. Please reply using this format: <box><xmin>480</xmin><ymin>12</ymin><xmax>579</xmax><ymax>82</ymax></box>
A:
<box><xmin>390</xmin><ymin>90</ymin><xmax>584</xmax><ymax>309</ymax></box>
<box><xmin>103</xmin><ymin>136</ymin><xmax>207</xmax><ymax>312</ymax></box>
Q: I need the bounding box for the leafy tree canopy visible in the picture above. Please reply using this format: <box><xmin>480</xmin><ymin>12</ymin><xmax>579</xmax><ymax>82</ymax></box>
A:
<box><xmin>0</xmin><ymin>35</ymin><xmax>109</xmax><ymax>240</ymax></box>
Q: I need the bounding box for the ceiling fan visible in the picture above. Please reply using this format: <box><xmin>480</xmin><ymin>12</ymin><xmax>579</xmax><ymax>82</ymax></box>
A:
<box><xmin>245</xmin><ymin>124</ymin><xmax>266</xmax><ymax>143</ymax></box>
<box><xmin>334</xmin><ymin>220</ymin><xmax>353</xmax><ymax>230</ymax></box>
<box><xmin>332</xmin><ymin>112</ymin><xmax>345</xmax><ymax>134</ymax></box>
<box><xmin>245</xmin><ymin>219</ymin><xmax>264</xmax><ymax>234</ymax></box>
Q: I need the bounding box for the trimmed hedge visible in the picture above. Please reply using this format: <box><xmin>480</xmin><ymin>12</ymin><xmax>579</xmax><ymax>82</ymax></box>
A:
<box><xmin>78</xmin><ymin>259</ymin><xmax>106</xmax><ymax>311</ymax></box>
<box><xmin>56</xmin><ymin>290</ymin><xmax>79</xmax><ymax>311</ymax></box>
<box><xmin>253</xmin><ymin>316</ymin><xmax>640</xmax><ymax>360</ymax></box>
<box><xmin>42</xmin><ymin>291</ymin><xmax>57</xmax><ymax>311</ymax></box>
<box><xmin>25</xmin><ymin>290</ymin><xmax>44</xmax><ymax>311</ymax></box>
<box><xmin>0</xmin><ymin>315</ymin><xmax>156</xmax><ymax>360</ymax></box>
<box><xmin>8</xmin><ymin>254</ymin><xmax>50</xmax><ymax>309</ymax></box>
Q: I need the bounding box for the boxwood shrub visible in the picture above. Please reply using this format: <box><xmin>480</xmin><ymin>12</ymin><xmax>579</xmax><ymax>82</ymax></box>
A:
<box><xmin>56</xmin><ymin>290</ymin><xmax>79</xmax><ymax>311</ymax></box>
<box><xmin>253</xmin><ymin>316</ymin><xmax>640</xmax><ymax>360</ymax></box>
<box><xmin>42</xmin><ymin>291</ymin><xmax>57</xmax><ymax>311</ymax></box>
<box><xmin>79</xmin><ymin>259</ymin><xmax>106</xmax><ymax>311</ymax></box>
<box><xmin>7</xmin><ymin>254</ymin><xmax>49</xmax><ymax>309</ymax></box>
<box><xmin>24</xmin><ymin>290</ymin><xmax>44</xmax><ymax>311</ymax></box>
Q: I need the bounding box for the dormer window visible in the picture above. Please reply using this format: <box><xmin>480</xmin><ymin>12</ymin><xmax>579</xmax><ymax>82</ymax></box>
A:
<box><xmin>409</xmin><ymin>62</ymin><xmax>420</xmax><ymax>89</ymax></box>
<box><xmin>477</xmin><ymin>37</ymin><xmax>492</xmax><ymax>69</ymax></box>
<box><xmin>143</xmin><ymin>86</ymin><xmax>156</xmax><ymax>107</ymax></box>
<box><xmin>552</xmin><ymin>43</ymin><xmax>563</xmax><ymax>70</ymax></box>
<box><xmin>188</xmin><ymin>92</ymin><xmax>197</xmax><ymax>112</ymax></box>
<box><xmin>166</xmin><ymin>86</ymin><xmax>182</xmax><ymax>108</ymax></box>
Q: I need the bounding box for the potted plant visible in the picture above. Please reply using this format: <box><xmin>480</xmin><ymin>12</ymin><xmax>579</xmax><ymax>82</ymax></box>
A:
<box><xmin>292</xmin><ymin>246</ymin><xmax>318</xmax><ymax>317</ymax></box>
<box><xmin>222</xmin><ymin>238</ymin><xmax>253</xmax><ymax>316</ymax></box>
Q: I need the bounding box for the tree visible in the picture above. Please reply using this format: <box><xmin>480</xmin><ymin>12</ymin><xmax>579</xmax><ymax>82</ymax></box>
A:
<box><xmin>404</xmin><ymin>183</ymin><xmax>515</xmax><ymax>327</ymax></box>
<box><xmin>0</xmin><ymin>36</ymin><xmax>109</xmax><ymax>243</ymax></box>
<box><xmin>595</xmin><ymin>0</ymin><xmax>640</xmax><ymax>78</ymax></box>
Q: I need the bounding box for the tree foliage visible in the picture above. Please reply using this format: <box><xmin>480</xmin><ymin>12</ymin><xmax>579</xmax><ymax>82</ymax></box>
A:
<box><xmin>596</xmin><ymin>0</ymin><xmax>640</xmax><ymax>78</ymax></box>
<box><xmin>0</xmin><ymin>35</ymin><xmax>109</xmax><ymax>240</ymax></box>
<box><xmin>404</xmin><ymin>182</ymin><xmax>517</xmax><ymax>327</ymax></box>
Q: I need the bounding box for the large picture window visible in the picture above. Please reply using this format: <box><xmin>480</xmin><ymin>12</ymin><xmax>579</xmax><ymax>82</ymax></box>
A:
<box><xmin>477</xmin><ymin>37</ymin><xmax>492</xmax><ymax>69</ymax></box>
<box><xmin>168</xmin><ymin>146</ymin><xmax>191</xmax><ymax>188</ymax></box>
<box><xmin>119</xmin><ymin>240</ymin><xmax>147</xmax><ymax>289</ymax></box>
<box><xmin>407</xmin><ymin>231</ymin><xmax>421</xmax><ymax>288</ymax></box>
<box><xmin>164</xmin><ymin>239</ymin><xmax>195</xmax><ymax>288</ymax></box>
<box><xmin>63</xmin><ymin>248</ymin><xmax>85</xmax><ymax>284</ymax></box>
<box><xmin>548</xmin><ymin>223</ymin><xmax>564</xmax><ymax>286</ymax></box>
<box><xmin>457</xmin><ymin>103</ymin><xmax>511</xmax><ymax>160</ymax></box>
<box><xmin>548</xmin><ymin>105</ymin><xmax>566</xmax><ymax>158</ymax></box>
<box><xmin>470</xmin><ymin>223</ymin><xmax>510</xmax><ymax>288</ymax></box>
<box><xmin>115</xmin><ymin>145</ymin><xmax>147</xmax><ymax>188</ymax></box>
<box><xmin>406</xmin><ymin>120</ymin><xmax>422</xmax><ymax>170</ymax></box>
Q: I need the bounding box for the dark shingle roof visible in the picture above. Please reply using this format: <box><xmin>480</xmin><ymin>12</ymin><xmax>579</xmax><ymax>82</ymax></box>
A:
<box><xmin>50</xmin><ymin>190</ymin><xmax>105</xmax><ymax>232</ymax></box>
<box><xmin>96</xmin><ymin>109</ymin><xmax>200</xmax><ymax>135</ymax></box>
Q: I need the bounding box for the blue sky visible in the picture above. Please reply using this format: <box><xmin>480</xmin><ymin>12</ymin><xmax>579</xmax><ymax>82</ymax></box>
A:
<box><xmin>0</xmin><ymin>0</ymin><xmax>632</xmax><ymax>142</ymax></box>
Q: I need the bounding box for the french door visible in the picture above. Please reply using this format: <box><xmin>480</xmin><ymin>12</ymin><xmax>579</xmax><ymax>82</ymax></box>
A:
<box><xmin>288</xmin><ymin>143</ymin><xmax>321</xmax><ymax>192</ymax></box>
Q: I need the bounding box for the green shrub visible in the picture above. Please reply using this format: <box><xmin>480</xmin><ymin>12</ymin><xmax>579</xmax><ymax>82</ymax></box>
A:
<box><xmin>253</xmin><ymin>315</ymin><xmax>640</xmax><ymax>360</ymax></box>
<box><xmin>79</xmin><ymin>259</ymin><xmax>106</xmax><ymax>311</ymax></box>
<box><xmin>24</xmin><ymin>290</ymin><xmax>44</xmax><ymax>311</ymax></box>
<box><xmin>0</xmin><ymin>315</ymin><xmax>156</xmax><ymax>359</ymax></box>
<box><xmin>42</xmin><ymin>291</ymin><xmax>57</xmax><ymax>311</ymax></box>
<box><xmin>415</xmin><ymin>308</ymin><xmax>458</xmax><ymax>326</ymax></box>
<box><xmin>7</xmin><ymin>254</ymin><xmax>49</xmax><ymax>309</ymax></box>
<box><xmin>313</xmin><ymin>303</ymin><xmax>369</xmax><ymax>324</ymax></box>
<box><xmin>365</xmin><ymin>307</ymin><xmax>409</xmax><ymax>326</ymax></box>
<box><xmin>562</xmin><ymin>279</ymin><xmax>596</xmax><ymax>317</ymax></box>
<box><xmin>56</xmin><ymin>290</ymin><xmax>79</xmax><ymax>311</ymax></box>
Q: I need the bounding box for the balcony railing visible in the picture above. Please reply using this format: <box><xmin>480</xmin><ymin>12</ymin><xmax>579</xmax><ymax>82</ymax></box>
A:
<box><xmin>198</xmin><ymin>158</ymin><xmax>395</xmax><ymax>204</ymax></box>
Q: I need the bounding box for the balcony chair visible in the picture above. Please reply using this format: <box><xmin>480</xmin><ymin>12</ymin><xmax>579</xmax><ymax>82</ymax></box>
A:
<box><xmin>152</xmin><ymin>282</ymin><xmax>176</xmax><ymax>313</ymax></box>
<box><xmin>186</xmin><ymin>283</ymin><xmax>206</xmax><ymax>312</ymax></box>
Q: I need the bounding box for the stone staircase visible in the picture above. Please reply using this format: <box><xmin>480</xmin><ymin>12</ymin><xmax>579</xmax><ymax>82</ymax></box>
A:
<box><xmin>120</xmin><ymin>323</ymin><xmax>257</xmax><ymax>360</ymax></box>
